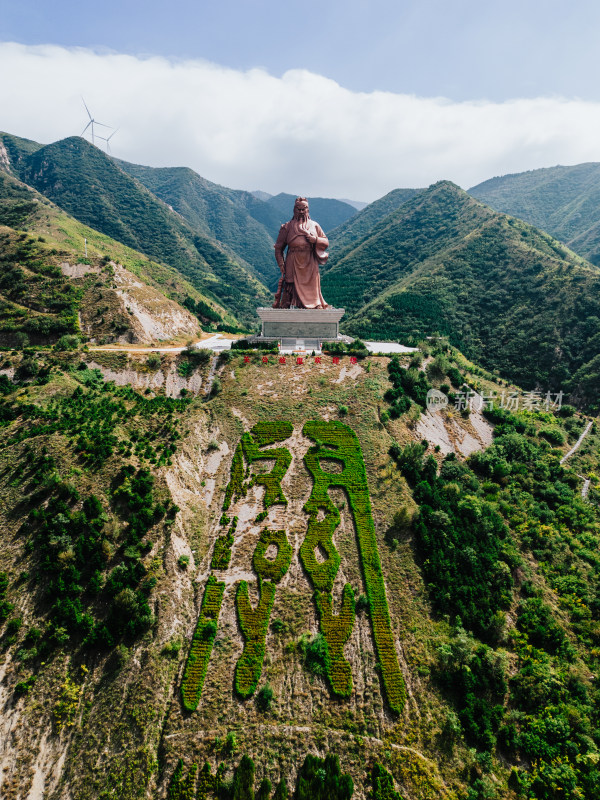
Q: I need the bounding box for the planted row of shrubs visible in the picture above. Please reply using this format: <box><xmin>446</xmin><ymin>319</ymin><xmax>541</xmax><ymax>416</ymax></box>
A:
<box><xmin>185</xmin><ymin>420</ymin><xmax>405</xmax><ymax>713</ymax></box>
<box><xmin>183</xmin><ymin>421</ymin><xmax>295</xmax><ymax>708</ymax></box>
<box><xmin>168</xmin><ymin>753</ymin><xmax>402</xmax><ymax>800</ymax></box>
<box><xmin>231</xmin><ymin>424</ymin><xmax>294</xmax><ymax>697</ymax></box>
<box><xmin>303</xmin><ymin>420</ymin><xmax>406</xmax><ymax>713</ymax></box>
<box><xmin>181</xmin><ymin>576</ymin><xmax>225</xmax><ymax>712</ymax></box>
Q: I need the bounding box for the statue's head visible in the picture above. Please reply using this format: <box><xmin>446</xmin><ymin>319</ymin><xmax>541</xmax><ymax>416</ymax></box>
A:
<box><xmin>293</xmin><ymin>197</ymin><xmax>309</xmax><ymax>222</ymax></box>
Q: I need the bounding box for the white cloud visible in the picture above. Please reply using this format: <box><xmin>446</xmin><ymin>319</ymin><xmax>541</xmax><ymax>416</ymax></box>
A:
<box><xmin>2</xmin><ymin>42</ymin><xmax>600</xmax><ymax>201</ymax></box>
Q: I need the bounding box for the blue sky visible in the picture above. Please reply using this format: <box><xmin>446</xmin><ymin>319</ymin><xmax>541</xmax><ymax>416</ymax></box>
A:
<box><xmin>5</xmin><ymin>0</ymin><xmax>599</xmax><ymax>100</ymax></box>
<box><xmin>2</xmin><ymin>1</ymin><xmax>600</xmax><ymax>199</ymax></box>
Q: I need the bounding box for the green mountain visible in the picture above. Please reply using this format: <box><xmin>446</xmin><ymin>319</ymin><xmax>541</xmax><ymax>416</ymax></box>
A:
<box><xmin>250</xmin><ymin>189</ymin><xmax>273</xmax><ymax>202</ymax></box>
<box><xmin>323</xmin><ymin>181</ymin><xmax>489</xmax><ymax>314</ymax></box>
<box><xmin>322</xmin><ymin>181</ymin><xmax>600</xmax><ymax>401</ymax></box>
<box><xmin>0</xmin><ymin>168</ymin><xmax>221</xmax><ymax>345</ymax></box>
<box><xmin>326</xmin><ymin>187</ymin><xmax>421</xmax><ymax>263</ymax></box>
<box><xmin>0</xmin><ymin>131</ymin><xmax>43</xmax><ymax>171</ymax></box>
<box><xmin>469</xmin><ymin>163</ymin><xmax>600</xmax><ymax>266</ymax></box>
<box><xmin>2</xmin><ymin>136</ymin><xmax>600</xmax><ymax>800</ymax></box>
<box><xmin>0</xmin><ymin>134</ymin><xmax>270</xmax><ymax>323</ymax></box>
<box><xmin>266</xmin><ymin>192</ymin><xmax>357</xmax><ymax>235</ymax></box>
<box><xmin>116</xmin><ymin>161</ymin><xmax>282</xmax><ymax>290</ymax></box>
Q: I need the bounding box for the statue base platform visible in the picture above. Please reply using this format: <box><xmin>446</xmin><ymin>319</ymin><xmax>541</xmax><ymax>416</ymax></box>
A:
<box><xmin>255</xmin><ymin>307</ymin><xmax>345</xmax><ymax>340</ymax></box>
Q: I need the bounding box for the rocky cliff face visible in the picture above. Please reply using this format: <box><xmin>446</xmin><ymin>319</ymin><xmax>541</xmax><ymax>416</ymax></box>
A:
<box><xmin>76</xmin><ymin>262</ymin><xmax>201</xmax><ymax>345</ymax></box>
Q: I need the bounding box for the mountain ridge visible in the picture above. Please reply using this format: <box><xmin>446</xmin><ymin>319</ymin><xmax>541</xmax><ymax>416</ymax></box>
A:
<box><xmin>323</xmin><ymin>180</ymin><xmax>600</xmax><ymax>402</ymax></box>
<box><xmin>469</xmin><ymin>162</ymin><xmax>600</xmax><ymax>266</ymax></box>
<box><xmin>0</xmin><ymin>134</ymin><xmax>271</xmax><ymax>323</ymax></box>
<box><xmin>115</xmin><ymin>160</ymin><xmax>283</xmax><ymax>290</ymax></box>
<box><xmin>0</xmin><ymin>168</ymin><xmax>219</xmax><ymax>344</ymax></box>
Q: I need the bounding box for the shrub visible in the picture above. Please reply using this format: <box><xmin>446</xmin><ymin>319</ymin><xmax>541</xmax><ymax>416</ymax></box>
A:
<box><xmin>15</xmin><ymin>357</ymin><xmax>39</xmax><ymax>380</ymax></box>
<box><xmin>385</xmin><ymin>507</ymin><xmax>413</xmax><ymax>545</ymax></box>
<box><xmin>146</xmin><ymin>353</ymin><xmax>161</xmax><ymax>370</ymax></box>
<box><xmin>369</xmin><ymin>761</ymin><xmax>405</xmax><ymax>800</ymax></box>
<box><xmin>296</xmin><ymin>754</ymin><xmax>353</xmax><ymax>800</ymax></box>
<box><xmin>5</xmin><ymin>617</ymin><xmax>23</xmax><ymax>637</ymax></box>
<box><xmin>54</xmin><ymin>334</ymin><xmax>80</xmax><ymax>351</ymax></box>
<box><xmin>516</xmin><ymin>597</ymin><xmax>567</xmax><ymax>654</ymax></box>
<box><xmin>14</xmin><ymin>675</ymin><xmax>36</xmax><ymax>696</ymax></box>
<box><xmin>271</xmin><ymin>618</ymin><xmax>287</xmax><ymax>633</ymax></box>
<box><xmin>160</xmin><ymin>639</ymin><xmax>181</xmax><ymax>658</ymax></box>
<box><xmin>181</xmin><ymin>576</ymin><xmax>225</xmax><ymax>711</ymax></box>
<box><xmin>273</xmin><ymin>778</ymin><xmax>289</xmax><ymax>800</ymax></box>
<box><xmin>177</xmin><ymin>360</ymin><xmax>194</xmax><ymax>378</ymax></box>
<box><xmin>356</xmin><ymin>594</ymin><xmax>369</xmax><ymax>613</ymax></box>
<box><xmin>426</xmin><ymin>354</ymin><xmax>450</xmax><ymax>382</ymax></box>
<box><xmin>13</xmin><ymin>332</ymin><xmax>29</xmax><ymax>350</ymax></box>
<box><xmin>256</xmin><ymin>683</ymin><xmax>274</xmax><ymax>712</ymax></box>
<box><xmin>539</xmin><ymin>427</ymin><xmax>565</xmax><ymax>446</ymax></box>
<box><xmin>303</xmin><ymin>632</ymin><xmax>328</xmax><ymax>676</ymax></box>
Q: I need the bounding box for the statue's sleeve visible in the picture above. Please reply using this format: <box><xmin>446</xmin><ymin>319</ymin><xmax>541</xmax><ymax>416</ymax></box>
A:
<box><xmin>274</xmin><ymin>224</ymin><xmax>287</xmax><ymax>272</ymax></box>
<box><xmin>314</xmin><ymin>223</ymin><xmax>328</xmax><ymax>249</ymax></box>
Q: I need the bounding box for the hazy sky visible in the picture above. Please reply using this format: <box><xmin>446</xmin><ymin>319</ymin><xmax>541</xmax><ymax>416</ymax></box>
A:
<box><xmin>2</xmin><ymin>0</ymin><xmax>600</xmax><ymax>199</ymax></box>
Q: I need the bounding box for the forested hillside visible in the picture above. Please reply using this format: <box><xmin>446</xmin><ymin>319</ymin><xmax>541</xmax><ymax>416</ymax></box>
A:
<box><xmin>326</xmin><ymin>187</ymin><xmax>421</xmax><ymax>261</ymax></box>
<box><xmin>323</xmin><ymin>181</ymin><xmax>600</xmax><ymax>404</ymax></box>
<box><xmin>0</xmin><ymin>169</ymin><xmax>223</xmax><ymax>345</ymax></box>
<box><xmin>470</xmin><ymin>163</ymin><xmax>600</xmax><ymax>266</ymax></box>
<box><xmin>0</xmin><ymin>134</ymin><xmax>271</xmax><ymax>323</ymax></box>
<box><xmin>116</xmin><ymin>161</ymin><xmax>282</xmax><ymax>290</ymax></box>
<box><xmin>0</xmin><ymin>339</ymin><xmax>598</xmax><ymax>800</ymax></box>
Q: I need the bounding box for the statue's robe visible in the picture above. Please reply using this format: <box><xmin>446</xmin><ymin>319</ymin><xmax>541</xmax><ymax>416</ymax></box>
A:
<box><xmin>273</xmin><ymin>219</ymin><xmax>329</xmax><ymax>309</ymax></box>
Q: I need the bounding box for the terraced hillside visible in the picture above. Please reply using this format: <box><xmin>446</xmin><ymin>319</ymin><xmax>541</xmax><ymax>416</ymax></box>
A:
<box><xmin>0</xmin><ymin>339</ymin><xmax>598</xmax><ymax>800</ymax></box>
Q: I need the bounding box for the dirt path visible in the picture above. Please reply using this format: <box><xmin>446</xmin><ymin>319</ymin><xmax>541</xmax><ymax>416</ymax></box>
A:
<box><xmin>560</xmin><ymin>420</ymin><xmax>593</xmax><ymax>464</ymax></box>
<box><xmin>89</xmin><ymin>344</ymin><xmax>188</xmax><ymax>353</ymax></box>
<box><xmin>87</xmin><ymin>333</ymin><xmax>238</xmax><ymax>354</ymax></box>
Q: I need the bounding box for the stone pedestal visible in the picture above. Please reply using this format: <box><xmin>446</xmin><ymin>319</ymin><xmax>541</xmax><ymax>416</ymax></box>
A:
<box><xmin>256</xmin><ymin>307</ymin><xmax>345</xmax><ymax>340</ymax></box>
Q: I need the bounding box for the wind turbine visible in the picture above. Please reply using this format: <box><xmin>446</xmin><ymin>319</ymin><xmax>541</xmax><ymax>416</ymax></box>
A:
<box><xmin>80</xmin><ymin>97</ymin><xmax>112</xmax><ymax>146</ymax></box>
<box><xmin>96</xmin><ymin>128</ymin><xmax>119</xmax><ymax>154</ymax></box>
